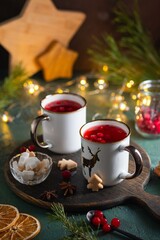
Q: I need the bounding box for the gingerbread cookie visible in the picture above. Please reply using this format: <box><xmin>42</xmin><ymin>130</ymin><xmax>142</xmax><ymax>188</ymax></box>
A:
<box><xmin>87</xmin><ymin>174</ymin><xmax>104</xmax><ymax>192</ymax></box>
<box><xmin>58</xmin><ymin>158</ymin><xmax>77</xmax><ymax>171</ymax></box>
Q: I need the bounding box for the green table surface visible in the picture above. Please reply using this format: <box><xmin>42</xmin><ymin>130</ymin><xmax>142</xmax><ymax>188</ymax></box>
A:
<box><xmin>0</xmin><ymin>77</ymin><xmax>160</xmax><ymax>240</ymax></box>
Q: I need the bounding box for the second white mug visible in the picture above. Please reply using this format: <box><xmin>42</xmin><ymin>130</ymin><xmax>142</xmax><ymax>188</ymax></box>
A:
<box><xmin>80</xmin><ymin>119</ymin><xmax>143</xmax><ymax>186</ymax></box>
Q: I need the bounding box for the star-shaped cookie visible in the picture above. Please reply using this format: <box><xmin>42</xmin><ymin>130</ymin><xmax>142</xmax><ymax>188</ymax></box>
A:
<box><xmin>0</xmin><ymin>0</ymin><xmax>86</xmax><ymax>76</ymax></box>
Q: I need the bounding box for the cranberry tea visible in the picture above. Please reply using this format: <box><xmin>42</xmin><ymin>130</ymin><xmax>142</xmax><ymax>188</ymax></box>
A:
<box><xmin>45</xmin><ymin>100</ymin><xmax>82</xmax><ymax>113</ymax></box>
<box><xmin>83</xmin><ymin>124</ymin><xmax>127</xmax><ymax>143</ymax></box>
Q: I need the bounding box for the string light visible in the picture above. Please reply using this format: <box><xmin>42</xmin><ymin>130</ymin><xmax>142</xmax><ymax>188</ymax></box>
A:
<box><xmin>111</xmin><ymin>93</ymin><xmax>124</xmax><ymax>102</ymax></box>
<box><xmin>23</xmin><ymin>79</ymin><xmax>42</xmax><ymax>95</ymax></box>
<box><xmin>55</xmin><ymin>88</ymin><xmax>64</xmax><ymax>93</ymax></box>
<box><xmin>135</xmin><ymin>106</ymin><xmax>140</xmax><ymax>115</ymax></box>
<box><xmin>131</xmin><ymin>93</ymin><xmax>137</xmax><ymax>100</ymax></box>
<box><xmin>119</xmin><ymin>101</ymin><xmax>129</xmax><ymax>111</ymax></box>
<box><xmin>2</xmin><ymin>113</ymin><xmax>8</xmax><ymax>122</ymax></box>
<box><xmin>102</xmin><ymin>65</ymin><xmax>109</xmax><ymax>72</ymax></box>
<box><xmin>126</xmin><ymin>80</ymin><xmax>135</xmax><ymax>89</ymax></box>
<box><xmin>107</xmin><ymin>110</ymin><xmax>128</xmax><ymax>123</ymax></box>
<box><xmin>94</xmin><ymin>77</ymin><xmax>108</xmax><ymax>90</ymax></box>
<box><xmin>115</xmin><ymin>113</ymin><xmax>127</xmax><ymax>122</ymax></box>
<box><xmin>1</xmin><ymin>112</ymin><xmax>13</xmax><ymax>123</ymax></box>
<box><xmin>106</xmin><ymin>90</ymin><xmax>129</xmax><ymax>122</ymax></box>
<box><xmin>78</xmin><ymin>76</ymin><xmax>89</xmax><ymax>90</ymax></box>
<box><xmin>141</xmin><ymin>95</ymin><xmax>151</xmax><ymax>106</ymax></box>
<box><xmin>1</xmin><ymin>73</ymin><xmax>134</xmax><ymax>124</ymax></box>
<box><xmin>55</xmin><ymin>88</ymin><xmax>69</xmax><ymax>93</ymax></box>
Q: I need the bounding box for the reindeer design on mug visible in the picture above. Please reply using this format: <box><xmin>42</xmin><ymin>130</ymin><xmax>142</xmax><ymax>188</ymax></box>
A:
<box><xmin>82</xmin><ymin>146</ymin><xmax>101</xmax><ymax>177</ymax></box>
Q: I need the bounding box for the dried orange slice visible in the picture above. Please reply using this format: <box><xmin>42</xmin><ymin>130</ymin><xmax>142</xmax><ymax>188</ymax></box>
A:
<box><xmin>0</xmin><ymin>213</ymin><xmax>41</xmax><ymax>240</ymax></box>
<box><xmin>0</xmin><ymin>204</ymin><xmax>19</xmax><ymax>232</ymax></box>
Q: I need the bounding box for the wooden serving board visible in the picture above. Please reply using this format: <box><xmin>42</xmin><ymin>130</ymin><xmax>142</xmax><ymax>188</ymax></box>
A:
<box><xmin>4</xmin><ymin>140</ymin><xmax>160</xmax><ymax>219</ymax></box>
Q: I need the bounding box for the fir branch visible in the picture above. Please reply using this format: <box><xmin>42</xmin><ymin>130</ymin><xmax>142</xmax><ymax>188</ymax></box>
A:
<box><xmin>0</xmin><ymin>64</ymin><xmax>29</xmax><ymax>113</ymax></box>
<box><xmin>114</xmin><ymin>1</ymin><xmax>160</xmax><ymax>68</ymax></box>
<box><xmin>88</xmin><ymin>0</ymin><xmax>160</xmax><ymax>86</ymax></box>
<box><xmin>1</xmin><ymin>64</ymin><xmax>28</xmax><ymax>97</ymax></box>
<box><xmin>50</xmin><ymin>203</ymin><xmax>97</xmax><ymax>240</ymax></box>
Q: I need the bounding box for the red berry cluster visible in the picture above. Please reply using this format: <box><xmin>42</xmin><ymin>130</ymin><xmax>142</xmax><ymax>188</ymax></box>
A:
<box><xmin>136</xmin><ymin>106</ymin><xmax>160</xmax><ymax>135</ymax></box>
<box><xmin>91</xmin><ymin>210</ymin><xmax>120</xmax><ymax>233</ymax></box>
<box><xmin>84</xmin><ymin>125</ymin><xmax>127</xmax><ymax>143</ymax></box>
<box><xmin>20</xmin><ymin>145</ymin><xmax>36</xmax><ymax>153</ymax></box>
<box><xmin>45</xmin><ymin>100</ymin><xmax>81</xmax><ymax>113</ymax></box>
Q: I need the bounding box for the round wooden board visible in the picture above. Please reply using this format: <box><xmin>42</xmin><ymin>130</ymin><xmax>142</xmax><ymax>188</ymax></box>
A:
<box><xmin>4</xmin><ymin>140</ymin><xmax>160</xmax><ymax>219</ymax></box>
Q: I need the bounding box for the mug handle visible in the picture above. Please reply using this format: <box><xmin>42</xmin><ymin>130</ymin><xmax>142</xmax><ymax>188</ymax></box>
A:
<box><xmin>118</xmin><ymin>145</ymin><xmax>143</xmax><ymax>179</ymax></box>
<box><xmin>92</xmin><ymin>112</ymin><xmax>104</xmax><ymax>120</ymax></box>
<box><xmin>30</xmin><ymin>114</ymin><xmax>52</xmax><ymax>149</ymax></box>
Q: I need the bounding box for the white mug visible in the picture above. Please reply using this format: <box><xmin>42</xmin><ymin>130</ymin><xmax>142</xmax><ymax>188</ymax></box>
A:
<box><xmin>80</xmin><ymin>119</ymin><xmax>143</xmax><ymax>186</ymax></box>
<box><xmin>31</xmin><ymin>93</ymin><xmax>86</xmax><ymax>154</ymax></box>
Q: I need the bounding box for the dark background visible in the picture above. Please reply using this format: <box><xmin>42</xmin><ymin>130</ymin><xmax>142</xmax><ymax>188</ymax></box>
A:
<box><xmin>0</xmin><ymin>0</ymin><xmax>160</xmax><ymax>76</ymax></box>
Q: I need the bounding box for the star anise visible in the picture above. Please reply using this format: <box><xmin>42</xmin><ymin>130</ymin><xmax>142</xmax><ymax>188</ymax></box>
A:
<box><xmin>40</xmin><ymin>190</ymin><xmax>58</xmax><ymax>201</ymax></box>
<box><xmin>59</xmin><ymin>181</ymin><xmax>76</xmax><ymax>196</ymax></box>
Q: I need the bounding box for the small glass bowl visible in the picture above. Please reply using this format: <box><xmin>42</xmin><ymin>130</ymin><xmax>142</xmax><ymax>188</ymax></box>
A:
<box><xmin>9</xmin><ymin>152</ymin><xmax>53</xmax><ymax>185</ymax></box>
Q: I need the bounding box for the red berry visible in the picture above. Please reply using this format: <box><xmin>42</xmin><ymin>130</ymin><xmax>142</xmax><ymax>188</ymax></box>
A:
<box><xmin>97</xmin><ymin>137</ymin><xmax>103</xmax><ymax>142</ymax></box>
<box><xmin>28</xmin><ymin>145</ymin><xmax>36</xmax><ymax>151</ymax></box>
<box><xmin>91</xmin><ymin>216</ymin><xmax>101</xmax><ymax>227</ymax></box>
<box><xmin>20</xmin><ymin>146</ymin><xmax>27</xmax><ymax>153</ymax></box>
<box><xmin>97</xmin><ymin>132</ymin><xmax>104</xmax><ymax>138</ymax></box>
<box><xmin>111</xmin><ymin>218</ymin><xmax>120</xmax><ymax>228</ymax></box>
<box><xmin>59</xmin><ymin>107</ymin><xmax>65</xmax><ymax>112</ymax></box>
<box><xmin>84</xmin><ymin>134</ymin><xmax>89</xmax><ymax>139</ymax></box>
<box><xmin>90</xmin><ymin>134</ymin><xmax>97</xmax><ymax>141</ymax></box>
<box><xmin>102</xmin><ymin>223</ymin><xmax>111</xmax><ymax>233</ymax></box>
<box><xmin>100</xmin><ymin>217</ymin><xmax>108</xmax><ymax>225</ymax></box>
<box><xmin>62</xmin><ymin>170</ymin><xmax>71</xmax><ymax>180</ymax></box>
<box><xmin>94</xmin><ymin>210</ymin><xmax>104</xmax><ymax>219</ymax></box>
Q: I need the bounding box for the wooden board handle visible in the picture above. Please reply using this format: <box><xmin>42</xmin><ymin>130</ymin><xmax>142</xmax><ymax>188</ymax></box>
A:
<box><xmin>131</xmin><ymin>189</ymin><xmax>160</xmax><ymax>220</ymax></box>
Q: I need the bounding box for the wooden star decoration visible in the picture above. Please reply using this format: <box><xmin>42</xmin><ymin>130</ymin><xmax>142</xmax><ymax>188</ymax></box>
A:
<box><xmin>37</xmin><ymin>41</ymin><xmax>78</xmax><ymax>81</ymax></box>
<box><xmin>0</xmin><ymin>0</ymin><xmax>86</xmax><ymax>76</ymax></box>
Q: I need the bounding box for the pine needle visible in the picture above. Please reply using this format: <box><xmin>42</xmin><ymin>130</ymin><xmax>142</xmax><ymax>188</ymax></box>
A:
<box><xmin>88</xmin><ymin>0</ymin><xmax>160</xmax><ymax>86</ymax></box>
<box><xmin>50</xmin><ymin>203</ymin><xmax>97</xmax><ymax>240</ymax></box>
<box><xmin>0</xmin><ymin>64</ymin><xmax>29</xmax><ymax>113</ymax></box>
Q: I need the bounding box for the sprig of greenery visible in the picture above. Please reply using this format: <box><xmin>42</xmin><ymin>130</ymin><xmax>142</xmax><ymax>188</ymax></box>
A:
<box><xmin>0</xmin><ymin>64</ymin><xmax>29</xmax><ymax>113</ymax></box>
<box><xmin>115</xmin><ymin>1</ymin><xmax>160</xmax><ymax>69</ymax></box>
<box><xmin>88</xmin><ymin>0</ymin><xmax>160</xmax><ymax>86</ymax></box>
<box><xmin>50</xmin><ymin>203</ymin><xmax>97</xmax><ymax>240</ymax></box>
